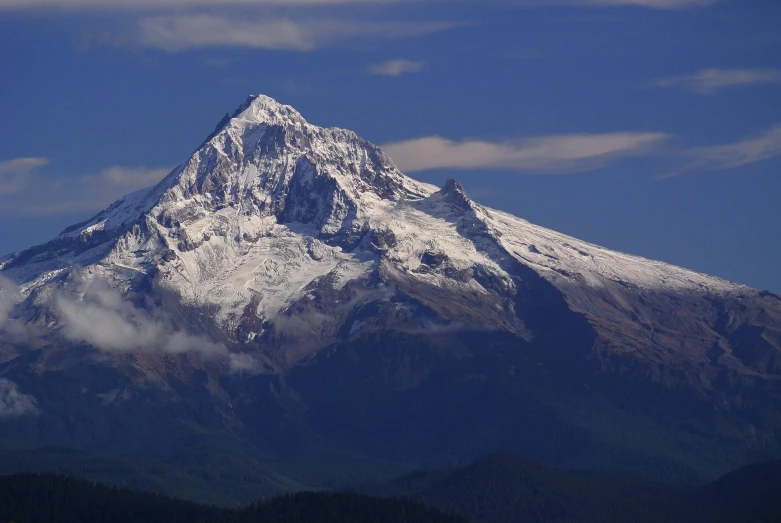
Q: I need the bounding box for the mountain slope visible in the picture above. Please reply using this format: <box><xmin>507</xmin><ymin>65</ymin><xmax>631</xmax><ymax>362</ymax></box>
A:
<box><xmin>0</xmin><ymin>446</ymin><xmax>306</xmax><ymax>507</ymax></box>
<box><xmin>0</xmin><ymin>473</ymin><xmax>468</xmax><ymax>523</ymax></box>
<box><xmin>3</xmin><ymin>452</ymin><xmax>780</xmax><ymax>523</ymax></box>
<box><xmin>0</xmin><ymin>94</ymin><xmax>779</xmax><ymax>482</ymax></box>
<box><xmin>369</xmin><ymin>452</ymin><xmax>781</xmax><ymax>523</ymax></box>
<box><xmin>0</xmin><ymin>445</ymin><xmax>415</xmax><ymax>507</ymax></box>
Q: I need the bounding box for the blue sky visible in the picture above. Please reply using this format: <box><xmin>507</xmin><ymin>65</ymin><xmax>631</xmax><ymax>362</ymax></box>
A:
<box><xmin>0</xmin><ymin>0</ymin><xmax>779</xmax><ymax>291</ymax></box>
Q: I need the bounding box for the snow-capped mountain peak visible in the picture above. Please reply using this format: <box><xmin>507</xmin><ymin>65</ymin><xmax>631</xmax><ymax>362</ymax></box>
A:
<box><xmin>232</xmin><ymin>94</ymin><xmax>307</xmax><ymax>126</ymax></box>
<box><xmin>1</xmin><ymin>94</ymin><xmax>779</xmax><ymax>486</ymax></box>
<box><xmin>0</xmin><ymin>94</ymin><xmax>758</xmax><ymax>366</ymax></box>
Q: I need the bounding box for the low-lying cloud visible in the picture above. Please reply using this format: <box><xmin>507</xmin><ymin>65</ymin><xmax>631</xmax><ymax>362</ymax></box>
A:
<box><xmin>653</xmin><ymin>68</ymin><xmax>781</xmax><ymax>94</ymax></box>
<box><xmin>0</xmin><ymin>277</ymin><xmax>41</xmax><ymax>415</ymax></box>
<box><xmin>55</xmin><ymin>279</ymin><xmax>262</xmax><ymax>373</ymax></box>
<box><xmin>0</xmin><ymin>378</ymin><xmax>39</xmax><ymax>418</ymax></box>
<box><xmin>369</xmin><ymin>59</ymin><xmax>425</xmax><ymax>76</ymax></box>
<box><xmin>383</xmin><ymin>132</ymin><xmax>670</xmax><ymax>174</ymax></box>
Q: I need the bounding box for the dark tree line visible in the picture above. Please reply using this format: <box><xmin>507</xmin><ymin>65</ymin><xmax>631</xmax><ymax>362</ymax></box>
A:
<box><xmin>0</xmin><ymin>474</ymin><xmax>467</xmax><ymax>523</ymax></box>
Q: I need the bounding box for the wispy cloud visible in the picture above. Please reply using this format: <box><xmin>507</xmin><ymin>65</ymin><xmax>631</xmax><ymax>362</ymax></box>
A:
<box><xmin>0</xmin><ymin>0</ymin><xmax>720</xmax><ymax>7</ymax></box>
<box><xmin>0</xmin><ymin>163</ymin><xmax>171</xmax><ymax>215</ymax></box>
<box><xmin>55</xmin><ymin>278</ymin><xmax>264</xmax><ymax>373</ymax></box>
<box><xmin>0</xmin><ymin>378</ymin><xmax>39</xmax><ymax>419</ymax></box>
<box><xmin>0</xmin><ymin>0</ymin><xmax>458</xmax><ymax>51</ymax></box>
<box><xmin>56</xmin><ymin>283</ymin><xmax>223</xmax><ymax>356</ymax></box>
<box><xmin>369</xmin><ymin>59</ymin><xmax>425</xmax><ymax>76</ymax></box>
<box><xmin>0</xmin><ymin>157</ymin><xmax>49</xmax><ymax>196</ymax></box>
<box><xmin>653</xmin><ymin>68</ymin><xmax>781</xmax><ymax>94</ymax></box>
<box><xmin>568</xmin><ymin>0</ymin><xmax>720</xmax><ymax>8</ymax></box>
<box><xmin>0</xmin><ymin>0</ymin><xmax>419</xmax><ymax>9</ymax></box>
<box><xmin>136</xmin><ymin>14</ymin><xmax>455</xmax><ymax>51</ymax></box>
<box><xmin>661</xmin><ymin>124</ymin><xmax>781</xmax><ymax>178</ymax></box>
<box><xmin>98</xmin><ymin>165</ymin><xmax>171</xmax><ymax>189</ymax></box>
<box><xmin>383</xmin><ymin>133</ymin><xmax>670</xmax><ymax>174</ymax></box>
<box><xmin>516</xmin><ymin>0</ymin><xmax>721</xmax><ymax>8</ymax></box>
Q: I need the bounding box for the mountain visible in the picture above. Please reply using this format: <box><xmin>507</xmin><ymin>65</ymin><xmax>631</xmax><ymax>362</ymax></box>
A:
<box><xmin>0</xmin><ymin>94</ymin><xmax>780</xmax><ymax>482</ymax></box>
<box><xmin>0</xmin><ymin>446</ymin><xmax>306</xmax><ymax>507</ymax></box>
<box><xmin>0</xmin><ymin>473</ymin><xmax>467</xmax><ymax>523</ymax></box>
<box><xmin>3</xmin><ymin>453</ymin><xmax>781</xmax><ymax>523</ymax></box>
<box><xmin>0</xmin><ymin>445</ymin><xmax>415</xmax><ymax>507</ymax></box>
<box><xmin>369</xmin><ymin>453</ymin><xmax>781</xmax><ymax>523</ymax></box>
<box><xmin>370</xmin><ymin>452</ymin><xmax>690</xmax><ymax>523</ymax></box>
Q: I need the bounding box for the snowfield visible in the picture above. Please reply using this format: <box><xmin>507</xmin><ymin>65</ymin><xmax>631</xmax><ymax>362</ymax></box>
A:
<box><xmin>0</xmin><ymin>94</ymin><xmax>749</xmax><ymax>346</ymax></box>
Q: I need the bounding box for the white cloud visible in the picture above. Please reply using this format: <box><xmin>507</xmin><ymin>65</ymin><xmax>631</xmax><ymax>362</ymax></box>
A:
<box><xmin>98</xmin><ymin>165</ymin><xmax>171</xmax><ymax>189</ymax></box>
<box><xmin>0</xmin><ymin>378</ymin><xmax>39</xmax><ymax>418</ymax></box>
<box><xmin>0</xmin><ymin>163</ymin><xmax>171</xmax><ymax>215</ymax></box>
<box><xmin>0</xmin><ymin>157</ymin><xmax>48</xmax><ymax>176</ymax></box>
<box><xmin>667</xmin><ymin>124</ymin><xmax>781</xmax><ymax>177</ymax></box>
<box><xmin>136</xmin><ymin>14</ymin><xmax>455</xmax><ymax>51</ymax></box>
<box><xmin>0</xmin><ymin>157</ymin><xmax>48</xmax><ymax>196</ymax></box>
<box><xmin>383</xmin><ymin>132</ymin><xmax>670</xmax><ymax>174</ymax></box>
<box><xmin>514</xmin><ymin>0</ymin><xmax>721</xmax><ymax>8</ymax></box>
<box><xmin>226</xmin><ymin>352</ymin><xmax>266</xmax><ymax>373</ymax></box>
<box><xmin>654</xmin><ymin>68</ymin><xmax>781</xmax><ymax>94</ymax></box>
<box><xmin>369</xmin><ymin>59</ymin><xmax>425</xmax><ymax>76</ymax></box>
<box><xmin>0</xmin><ymin>0</ymin><xmax>723</xmax><ymax>8</ymax></box>
<box><xmin>54</xmin><ymin>278</ymin><xmax>263</xmax><ymax>373</ymax></box>
<box><xmin>0</xmin><ymin>0</ymin><xmax>418</xmax><ymax>9</ymax></box>
<box><xmin>55</xmin><ymin>282</ymin><xmax>215</xmax><ymax>356</ymax></box>
<box><xmin>569</xmin><ymin>0</ymin><xmax>720</xmax><ymax>8</ymax></box>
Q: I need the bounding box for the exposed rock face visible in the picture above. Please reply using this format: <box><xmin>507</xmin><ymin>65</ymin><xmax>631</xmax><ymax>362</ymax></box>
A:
<box><xmin>0</xmin><ymin>95</ymin><xmax>779</xmax><ymax>482</ymax></box>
